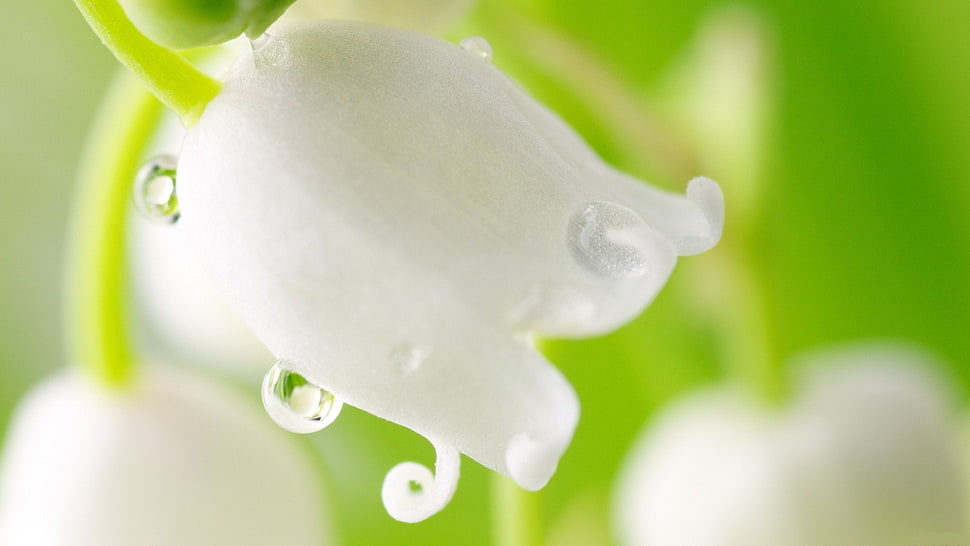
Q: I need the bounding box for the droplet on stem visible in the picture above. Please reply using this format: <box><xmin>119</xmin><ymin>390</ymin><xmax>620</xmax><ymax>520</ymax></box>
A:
<box><xmin>261</xmin><ymin>360</ymin><xmax>342</xmax><ymax>434</ymax></box>
<box><xmin>133</xmin><ymin>155</ymin><xmax>180</xmax><ymax>223</ymax></box>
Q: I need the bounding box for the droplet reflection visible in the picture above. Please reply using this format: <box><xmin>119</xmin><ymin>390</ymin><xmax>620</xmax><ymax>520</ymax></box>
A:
<box><xmin>567</xmin><ymin>202</ymin><xmax>650</xmax><ymax>277</ymax></box>
<box><xmin>133</xmin><ymin>155</ymin><xmax>180</xmax><ymax>223</ymax></box>
<box><xmin>262</xmin><ymin>360</ymin><xmax>342</xmax><ymax>433</ymax></box>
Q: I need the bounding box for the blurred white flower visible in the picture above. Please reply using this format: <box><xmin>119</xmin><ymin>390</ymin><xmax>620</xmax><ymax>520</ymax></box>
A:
<box><xmin>131</xmin><ymin>209</ymin><xmax>274</xmax><ymax>377</ymax></box>
<box><xmin>178</xmin><ymin>21</ymin><xmax>722</xmax><ymax>521</ymax></box>
<box><xmin>0</xmin><ymin>366</ymin><xmax>330</xmax><ymax>545</ymax></box>
<box><xmin>283</xmin><ymin>0</ymin><xmax>478</xmax><ymax>34</ymax></box>
<box><xmin>614</xmin><ymin>344</ymin><xmax>967</xmax><ymax>546</ymax></box>
<box><xmin>659</xmin><ymin>5</ymin><xmax>771</xmax><ymax>218</ymax></box>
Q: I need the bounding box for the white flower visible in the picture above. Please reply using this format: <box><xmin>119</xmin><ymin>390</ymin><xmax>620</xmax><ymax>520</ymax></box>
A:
<box><xmin>614</xmin><ymin>344</ymin><xmax>967</xmax><ymax>546</ymax></box>
<box><xmin>0</xmin><ymin>366</ymin><xmax>330</xmax><ymax>545</ymax></box>
<box><xmin>177</xmin><ymin>20</ymin><xmax>723</xmax><ymax>521</ymax></box>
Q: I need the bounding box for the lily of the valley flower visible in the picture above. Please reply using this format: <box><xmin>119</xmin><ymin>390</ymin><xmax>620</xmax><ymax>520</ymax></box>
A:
<box><xmin>0</xmin><ymin>366</ymin><xmax>329</xmax><ymax>545</ymax></box>
<box><xmin>614</xmin><ymin>344</ymin><xmax>966</xmax><ymax>546</ymax></box>
<box><xmin>177</xmin><ymin>21</ymin><xmax>723</xmax><ymax>521</ymax></box>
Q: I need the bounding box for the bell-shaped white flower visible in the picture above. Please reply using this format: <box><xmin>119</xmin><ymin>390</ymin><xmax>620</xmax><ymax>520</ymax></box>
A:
<box><xmin>614</xmin><ymin>344</ymin><xmax>966</xmax><ymax>546</ymax></box>
<box><xmin>0</xmin><ymin>366</ymin><xmax>330</xmax><ymax>545</ymax></box>
<box><xmin>177</xmin><ymin>21</ymin><xmax>723</xmax><ymax>521</ymax></box>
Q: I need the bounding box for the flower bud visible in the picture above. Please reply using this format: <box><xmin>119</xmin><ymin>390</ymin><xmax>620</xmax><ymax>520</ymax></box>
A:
<box><xmin>118</xmin><ymin>0</ymin><xmax>296</xmax><ymax>49</ymax></box>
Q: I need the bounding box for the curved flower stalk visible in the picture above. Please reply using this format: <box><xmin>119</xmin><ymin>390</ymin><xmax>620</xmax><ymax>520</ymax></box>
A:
<box><xmin>614</xmin><ymin>344</ymin><xmax>966</xmax><ymax>546</ymax></box>
<box><xmin>177</xmin><ymin>21</ymin><xmax>723</xmax><ymax>521</ymax></box>
<box><xmin>0</xmin><ymin>366</ymin><xmax>330</xmax><ymax>545</ymax></box>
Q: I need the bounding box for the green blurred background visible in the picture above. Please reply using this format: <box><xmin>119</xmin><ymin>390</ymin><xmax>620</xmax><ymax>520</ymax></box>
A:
<box><xmin>2</xmin><ymin>0</ymin><xmax>969</xmax><ymax>544</ymax></box>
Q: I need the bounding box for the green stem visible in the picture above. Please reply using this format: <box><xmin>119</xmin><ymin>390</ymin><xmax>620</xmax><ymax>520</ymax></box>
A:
<box><xmin>711</xmin><ymin>241</ymin><xmax>785</xmax><ymax>405</ymax></box>
<box><xmin>491</xmin><ymin>474</ymin><xmax>541</xmax><ymax>546</ymax></box>
<box><xmin>65</xmin><ymin>71</ymin><xmax>165</xmax><ymax>387</ymax></box>
<box><xmin>73</xmin><ymin>0</ymin><xmax>220</xmax><ymax>126</ymax></box>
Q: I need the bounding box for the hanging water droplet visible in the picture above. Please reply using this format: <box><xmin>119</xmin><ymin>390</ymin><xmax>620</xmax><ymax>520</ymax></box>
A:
<box><xmin>250</xmin><ymin>33</ymin><xmax>292</xmax><ymax>69</ymax></box>
<box><xmin>459</xmin><ymin>36</ymin><xmax>493</xmax><ymax>62</ymax></box>
<box><xmin>567</xmin><ymin>202</ymin><xmax>649</xmax><ymax>277</ymax></box>
<box><xmin>391</xmin><ymin>344</ymin><xmax>425</xmax><ymax>374</ymax></box>
<box><xmin>261</xmin><ymin>360</ymin><xmax>343</xmax><ymax>434</ymax></box>
<box><xmin>133</xmin><ymin>155</ymin><xmax>180</xmax><ymax>223</ymax></box>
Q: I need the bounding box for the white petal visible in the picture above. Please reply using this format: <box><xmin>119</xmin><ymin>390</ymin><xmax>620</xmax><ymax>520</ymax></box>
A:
<box><xmin>178</xmin><ymin>21</ymin><xmax>722</xmax><ymax>519</ymax></box>
<box><xmin>615</xmin><ymin>344</ymin><xmax>966</xmax><ymax>546</ymax></box>
<box><xmin>0</xmin><ymin>367</ymin><xmax>330</xmax><ymax>546</ymax></box>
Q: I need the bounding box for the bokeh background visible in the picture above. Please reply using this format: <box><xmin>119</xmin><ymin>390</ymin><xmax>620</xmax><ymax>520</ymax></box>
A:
<box><xmin>2</xmin><ymin>0</ymin><xmax>969</xmax><ymax>544</ymax></box>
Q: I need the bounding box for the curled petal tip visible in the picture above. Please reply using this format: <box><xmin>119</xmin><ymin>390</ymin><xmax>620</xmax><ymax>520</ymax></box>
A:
<box><xmin>677</xmin><ymin>176</ymin><xmax>725</xmax><ymax>256</ymax></box>
<box><xmin>381</xmin><ymin>441</ymin><xmax>460</xmax><ymax>523</ymax></box>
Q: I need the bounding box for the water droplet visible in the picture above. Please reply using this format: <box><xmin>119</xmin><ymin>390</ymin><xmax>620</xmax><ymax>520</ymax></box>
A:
<box><xmin>261</xmin><ymin>360</ymin><xmax>343</xmax><ymax>434</ymax></box>
<box><xmin>250</xmin><ymin>33</ymin><xmax>292</xmax><ymax>69</ymax></box>
<box><xmin>567</xmin><ymin>202</ymin><xmax>649</xmax><ymax>277</ymax></box>
<box><xmin>391</xmin><ymin>344</ymin><xmax>425</xmax><ymax>374</ymax></box>
<box><xmin>133</xmin><ymin>155</ymin><xmax>179</xmax><ymax>223</ymax></box>
<box><xmin>459</xmin><ymin>36</ymin><xmax>493</xmax><ymax>62</ymax></box>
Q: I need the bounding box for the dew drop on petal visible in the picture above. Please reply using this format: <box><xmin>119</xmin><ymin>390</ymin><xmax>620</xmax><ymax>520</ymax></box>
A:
<box><xmin>390</xmin><ymin>344</ymin><xmax>425</xmax><ymax>374</ymax></box>
<box><xmin>261</xmin><ymin>360</ymin><xmax>343</xmax><ymax>433</ymax></box>
<box><xmin>133</xmin><ymin>155</ymin><xmax>179</xmax><ymax>223</ymax></box>
<box><xmin>459</xmin><ymin>36</ymin><xmax>493</xmax><ymax>62</ymax></box>
<box><xmin>567</xmin><ymin>202</ymin><xmax>650</xmax><ymax>277</ymax></box>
